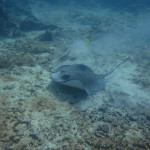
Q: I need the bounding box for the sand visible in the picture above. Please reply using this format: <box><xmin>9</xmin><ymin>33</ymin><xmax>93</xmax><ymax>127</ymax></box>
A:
<box><xmin>0</xmin><ymin>3</ymin><xmax>150</xmax><ymax>150</ymax></box>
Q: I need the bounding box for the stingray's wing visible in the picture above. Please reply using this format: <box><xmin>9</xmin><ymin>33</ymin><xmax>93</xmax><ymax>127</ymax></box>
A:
<box><xmin>79</xmin><ymin>74</ymin><xmax>105</xmax><ymax>95</ymax></box>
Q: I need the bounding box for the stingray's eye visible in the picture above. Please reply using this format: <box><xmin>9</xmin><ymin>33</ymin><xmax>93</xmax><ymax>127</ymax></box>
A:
<box><xmin>61</xmin><ymin>75</ymin><xmax>70</xmax><ymax>80</ymax></box>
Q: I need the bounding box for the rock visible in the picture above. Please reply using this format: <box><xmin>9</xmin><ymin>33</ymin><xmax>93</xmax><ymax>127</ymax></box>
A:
<box><xmin>97</xmin><ymin>124</ymin><xmax>109</xmax><ymax>134</ymax></box>
<box><xmin>38</xmin><ymin>31</ymin><xmax>53</xmax><ymax>41</ymax></box>
<box><xmin>127</xmin><ymin>114</ymin><xmax>137</xmax><ymax>121</ymax></box>
<box><xmin>0</xmin><ymin>9</ymin><xmax>8</xmax><ymax>30</ymax></box>
<box><xmin>133</xmin><ymin>143</ymin><xmax>147</xmax><ymax>149</ymax></box>
<box><xmin>20</xmin><ymin>19</ymin><xmax>58</xmax><ymax>31</ymax></box>
<box><xmin>9</xmin><ymin>30</ymin><xmax>23</xmax><ymax>38</ymax></box>
<box><xmin>98</xmin><ymin>106</ymin><xmax>107</xmax><ymax>112</ymax></box>
<box><xmin>0</xmin><ymin>9</ymin><xmax>20</xmax><ymax>37</ymax></box>
<box><xmin>0</xmin><ymin>56</ymin><xmax>12</xmax><ymax>68</ymax></box>
<box><xmin>146</xmin><ymin>115</ymin><xmax>150</xmax><ymax>121</ymax></box>
<box><xmin>20</xmin><ymin>19</ymin><xmax>48</xmax><ymax>31</ymax></box>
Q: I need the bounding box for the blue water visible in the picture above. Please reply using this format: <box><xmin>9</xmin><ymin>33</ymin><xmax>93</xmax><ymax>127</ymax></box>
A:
<box><xmin>0</xmin><ymin>0</ymin><xmax>150</xmax><ymax>150</ymax></box>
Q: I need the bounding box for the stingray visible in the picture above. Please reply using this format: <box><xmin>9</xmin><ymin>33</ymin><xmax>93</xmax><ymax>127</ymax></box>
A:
<box><xmin>50</xmin><ymin>58</ymin><xmax>128</xmax><ymax>95</ymax></box>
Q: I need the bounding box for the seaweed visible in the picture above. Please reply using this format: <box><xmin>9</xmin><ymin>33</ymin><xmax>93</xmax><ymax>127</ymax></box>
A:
<box><xmin>0</xmin><ymin>53</ymin><xmax>35</xmax><ymax>68</ymax></box>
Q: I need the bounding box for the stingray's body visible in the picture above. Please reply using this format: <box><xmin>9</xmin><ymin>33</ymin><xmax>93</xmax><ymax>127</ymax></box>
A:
<box><xmin>51</xmin><ymin>58</ymin><xmax>128</xmax><ymax>95</ymax></box>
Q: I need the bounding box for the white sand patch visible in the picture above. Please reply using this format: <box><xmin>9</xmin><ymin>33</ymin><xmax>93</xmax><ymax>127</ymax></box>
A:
<box><xmin>0</xmin><ymin>65</ymin><xmax>51</xmax><ymax>104</ymax></box>
<box><xmin>107</xmin><ymin>62</ymin><xmax>150</xmax><ymax>109</ymax></box>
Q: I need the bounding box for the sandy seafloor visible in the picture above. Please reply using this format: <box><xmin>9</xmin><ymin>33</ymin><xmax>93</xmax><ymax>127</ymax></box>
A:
<box><xmin>0</xmin><ymin>3</ymin><xmax>150</xmax><ymax>150</ymax></box>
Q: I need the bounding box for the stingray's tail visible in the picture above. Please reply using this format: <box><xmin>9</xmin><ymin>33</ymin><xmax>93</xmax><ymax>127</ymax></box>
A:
<box><xmin>103</xmin><ymin>57</ymin><xmax>129</xmax><ymax>77</ymax></box>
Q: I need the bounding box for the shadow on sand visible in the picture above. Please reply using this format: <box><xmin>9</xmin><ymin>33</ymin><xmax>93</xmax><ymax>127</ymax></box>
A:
<box><xmin>48</xmin><ymin>82</ymin><xmax>88</xmax><ymax>104</ymax></box>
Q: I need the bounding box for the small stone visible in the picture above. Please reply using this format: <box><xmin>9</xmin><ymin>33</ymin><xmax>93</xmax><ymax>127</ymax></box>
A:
<box><xmin>97</xmin><ymin>124</ymin><xmax>109</xmax><ymax>133</ymax></box>
<box><xmin>98</xmin><ymin>106</ymin><xmax>107</xmax><ymax>112</ymax></box>
<box><xmin>20</xmin><ymin>19</ymin><xmax>58</xmax><ymax>31</ymax></box>
<box><xmin>38</xmin><ymin>31</ymin><xmax>53</xmax><ymax>41</ymax></box>
<box><xmin>133</xmin><ymin>143</ymin><xmax>147</xmax><ymax>149</ymax></box>
<box><xmin>20</xmin><ymin>20</ymin><xmax>49</xmax><ymax>31</ymax></box>
<box><xmin>127</xmin><ymin>115</ymin><xmax>137</xmax><ymax>121</ymax></box>
<box><xmin>146</xmin><ymin>115</ymin><xmax>150</xmax><ymax>121</ymax></box>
